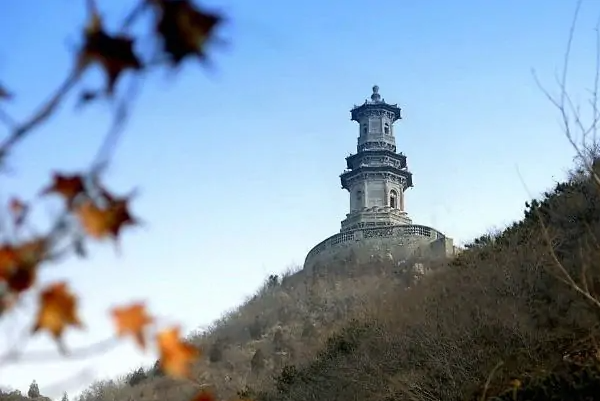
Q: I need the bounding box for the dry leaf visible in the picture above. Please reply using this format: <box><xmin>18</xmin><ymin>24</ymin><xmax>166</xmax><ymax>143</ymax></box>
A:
<box><xmin>0</xmin><ymin>245</ymin><xmax>17</xmax><ymax>281</ymax></box>
<box><xmin>156</xmin><ymin>326</ymin><xmax>199</xmax><ymax>379</ymax></box>
<box><xmin>78</xmin><ymin>8</ymin><xmax>142</xmax><ymax>95</ymax></box>
<box><xmin>111</xmin><ymin>302</ymin><xmax>153</xmax><ymax>350</ymax></box>
<box><xmin>32</xmin><ymin>282</ymin><xmax>83</xmax><ymax>343</ymax></box>
<box><xmin>41</xmin><ymin>173</ymin><xmax>86</xmax><ymax>209</ymax></box>
<box><xmin>0</xmin><ymin>238</ymin><xmax>47</xmax><ymax>293</ymax></box>
<box><xmin>75</xmin><ymin>194</ymin><xmax>137</xmax><ymax>240</ymax></box>
<box><xmin>154</xmin><ymin>0</ymin><xmax>223</xmax><ymax>65</ymax></box>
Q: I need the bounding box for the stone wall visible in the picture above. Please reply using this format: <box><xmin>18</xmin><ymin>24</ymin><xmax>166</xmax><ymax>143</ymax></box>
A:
<box><xmin>303</xmin><ymin>224</ymin><xmax>454</xmax><ymax>277</ymax></box>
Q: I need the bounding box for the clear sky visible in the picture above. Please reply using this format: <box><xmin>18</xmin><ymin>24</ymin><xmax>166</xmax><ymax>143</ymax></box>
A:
<box><xmin>0</xmin><ymin>0</ymin><xmax>599</xmax><ymax>398</ymax></box>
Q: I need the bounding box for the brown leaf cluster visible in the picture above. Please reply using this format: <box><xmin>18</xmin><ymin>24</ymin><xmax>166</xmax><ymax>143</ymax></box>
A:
<box><xmin>75</xmin><ymin>0</ymin><xmax>223</xmax><ymax>103</ymax></box>
<box><xmin>0</xmin><ymin>3</ymin><xmax>228</xmax><ymax>401</ymax></box>
<box><xmin>110</xmin><ymin>303</ymin><xmax>202</xmax><ymax>380</ymax></box>
<box><xmin>0</xmin><ymin>172</ymin><xmax>140</xmax><ymax>340</ymax></box>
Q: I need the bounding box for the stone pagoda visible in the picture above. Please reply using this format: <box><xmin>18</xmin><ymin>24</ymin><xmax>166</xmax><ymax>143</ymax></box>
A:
<box><xmin>303</xmin><ymin>86</ymin><xmax>455</xmax><ymax>274</ymax></box>
<box><xmin>340</xmin><ymin>85</ymin><xmax>413</xmax><ymax>231</ymax></box>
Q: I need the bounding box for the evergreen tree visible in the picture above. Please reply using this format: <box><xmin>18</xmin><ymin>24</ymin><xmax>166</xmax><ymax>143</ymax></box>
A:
<box><xmin>61</xmin><ymin>392</ymin><xmax>68</xmax><ymax>401</ymax></box>
<box><xmin>27</xmin><ymin>381</ymin><xmax>40</xmax><ymax>398</ymax></box>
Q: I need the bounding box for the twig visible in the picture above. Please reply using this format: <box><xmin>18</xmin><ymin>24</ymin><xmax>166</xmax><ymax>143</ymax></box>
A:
<box><xmin>516</xmin><ymin>169</ymin><xmax>600</xmax><ymax>310</ymax></box>
<box><xmin>479</xmin><ymin>360</ymin><xmax>504</xmax><ymax>401</ymax></box>
<box><xmin>0</xmin><ymin>69</ymin><xmax>80</xmax><ymax>162</ymax></box>
<box><xmin>120</xmin><ymin>0</ymin><xmax>150</xmax><ymax>32</ymax></box>
<box><xmin>0</xmin><ymin>336</ymin><xmax>119</xmax><ymax>366</ymax></box>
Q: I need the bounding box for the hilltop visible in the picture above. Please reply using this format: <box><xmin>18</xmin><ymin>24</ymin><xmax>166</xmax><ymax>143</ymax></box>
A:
<box><xmin>40</xmin><ymin>159</ymin><xmax>600</xmax><ymax>401</ymax></box>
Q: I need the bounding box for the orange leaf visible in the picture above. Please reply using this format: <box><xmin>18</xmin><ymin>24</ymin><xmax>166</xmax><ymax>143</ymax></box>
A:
<box><xmin>0</xmin><ymin>238</ymin><xmax>47</xmax><ymax>293</ymax></box>
<box><xmin>0</xmin><ymin>245</ymin><xmax>18</xmax><ymax>281</ymax></box>
<box><xmin>78</xmin><ymin>8</ymin><xmax>142</xmax><ymax>95</ymax></box>
<box><xmin>32</xmin><ymin>282</ymin><xmax>83</xmax><ymax>343</ymax></box>
<box><xmin>75</xmin><ymin>195</ymin><xmax>137</xmax><ymax>240</ymax></box>
<box><xmin>154</xmin><ymin>0</ymin><xmax>223</xmax><ymax>66</ymax></box>
<box><xmin>156</xmin><ymin>326</ymin><xmax>199</xmax><ymax>379</ymax></box>
<box><xmin>41</xmin><ymin>173</ymin><xmax>86</xmax><ymax>209</ymax></box>
<box><xmin>75</xmin><ymin>200</ymin><xmax>110</xmax><ymax>238</ymax></box>
<box><xmin>111</xmin><ymin>302</ymin><xmax>153</xmax><ymax>350</ymax></box>
<box><xmin>190</xmin><ymin>391</ymin><xmax>216</xmax><ymax>401</ymax></box>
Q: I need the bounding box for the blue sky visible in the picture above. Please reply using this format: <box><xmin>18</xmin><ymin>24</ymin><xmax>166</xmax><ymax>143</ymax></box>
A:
<box><xmin>0</xmin><ymin>0</ymin><xmax>599</xmax><ymax>398</ymax></box>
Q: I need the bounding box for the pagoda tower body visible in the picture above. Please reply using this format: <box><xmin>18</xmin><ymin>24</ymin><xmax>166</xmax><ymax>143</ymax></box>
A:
<box><xmin>340</xmin><ymin>85</ymin><xmax>413</xmax><ymax>232</ymax></box>
<box><xmin>303</xmin><ymin>86</ymin><xmax>455</xmax><ymax>275</ymax></box>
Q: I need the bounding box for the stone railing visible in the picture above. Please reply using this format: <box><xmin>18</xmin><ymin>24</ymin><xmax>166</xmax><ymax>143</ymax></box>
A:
<box><xmin>305</xmin><ymin>224</ymin><xmax>445</xmax><ymax>262</ymax></box>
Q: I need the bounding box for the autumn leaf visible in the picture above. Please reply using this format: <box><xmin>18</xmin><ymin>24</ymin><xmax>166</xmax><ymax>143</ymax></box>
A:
<box><xmin>40</xmin><ymin>173</ymin><xmax>86</xmax><ymax>209</ymax></box>
<box><xmin>75</xmin><ymin>200</ymin><xmax>108</xmax><ymax>238</ymax></box>
<box><xmin>77</xmin><ymin>7</ymin><xmax>142</xmax><ymax>95</ymax></box>
<box><xmin>9</xmin><ymin>197</ymin><xmax>28</xmax><ymax>227</ymax></box>
<box><xmin>75</xmin><ymin>194</ymin><xmax>137</xmax><ymax>240</ymax></box>
<box><xmin>156</xmin><ymin>326</ymin><xmax>199</xmax><ymax>379</ymax></box>
<box><xmin>32</xmin><ymin>282</ymin><xmax>83</xmax><ymax>345</ymax></box>
<box><xmin>0</xmin><ymin>238</ymin><xmax>48</xmax><ymax>293</ymax></box>
<box><xmin>153</xmin><ymin>0</ymin><xmax>223</xmax><ymax>66</ymax></box>
<box><xmin>111</xmin><ymin>302</ymin><xmax>153</xmax><ymax>350</ymax></box>
<box><xmin>190</xmin><ymin>390</ymin><xmax>215</xmax><ymax>401</ymax></box>
<box><xmin>0</xmin><ymin>245</ymin><xmax>17</xmax><ymax>281</ymax></box>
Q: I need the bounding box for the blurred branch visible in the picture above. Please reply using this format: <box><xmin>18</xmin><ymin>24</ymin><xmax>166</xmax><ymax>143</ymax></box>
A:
<box><xmin>0</xmin><ymin>336</ymin><xmax>119</xmax><ymax>367</ymax></box>
<box><xmin>0</xmin><ymin>69</ymin><xmax>80</xmax><ymax>164</ymax></box>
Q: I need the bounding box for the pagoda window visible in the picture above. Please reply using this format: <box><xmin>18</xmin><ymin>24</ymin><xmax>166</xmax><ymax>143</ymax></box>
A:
<box><xmin>384</xmin><ymin>123</ymin><xmax>390</xmax><ymax>134</ymax></box>
<box><xmin>389</xmin><ymin>190</ymin><xmax>398</xmax><ymax>209</ymax></box>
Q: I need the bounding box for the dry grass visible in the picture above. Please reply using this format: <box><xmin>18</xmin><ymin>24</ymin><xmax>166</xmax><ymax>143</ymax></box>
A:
<box><xmin>70</xmin><ymin>252</ymin><xmax>417</xmax><ymax>401</ymax></box>
<box><xmin>253</xmin><ymin>163</ymin><xmax>600</xmax><ymax>401</ymax></box>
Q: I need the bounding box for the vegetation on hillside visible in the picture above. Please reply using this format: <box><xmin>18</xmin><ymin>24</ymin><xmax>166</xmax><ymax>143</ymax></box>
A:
<box><xmin>36</xmin><ymin>157</ymin><xmax>595</xmax><ymax>401</ymax></box>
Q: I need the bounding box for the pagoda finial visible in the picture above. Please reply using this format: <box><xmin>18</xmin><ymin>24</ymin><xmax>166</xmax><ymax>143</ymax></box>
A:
<box><xmin>370</xmin><ymin>85</ymin><xmax>381</xmax><ymax>103</ymax></box>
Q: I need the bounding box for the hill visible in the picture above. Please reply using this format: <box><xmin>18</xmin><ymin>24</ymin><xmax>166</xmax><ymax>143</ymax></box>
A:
<box><xmin>59</xmin><ymin>160</ymin><xmax>600</xmax><ymax>401</ymax></box>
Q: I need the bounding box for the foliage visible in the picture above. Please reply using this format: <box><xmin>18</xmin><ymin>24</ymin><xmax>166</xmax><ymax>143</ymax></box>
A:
<box><xmin>266</xmin><ymin>275</ymin><xmax>279</xmax><ymax>289</ymax></box>
<box><xmin>483</xmin><ymin>362</ymin><xmax>600</xmax><ymax>401</ymax></box>
<box><xmin>250</xmin><ymin>163</ymin><xmax>600</xmax><ymax>401</ymax></box>
<box><xmin>26</xmin><ymin>382</ymin><xmax>39</xmax><ymax>399</ymax></box>
<box><xmin>55</xmin><ymin>160</ymin><xmax>600</xmax><ymax>401</ymax></box>
<box><xmin>125</xmin><ymin>367</ymin><xmax>148</xmax><ymax>387</ymax></box>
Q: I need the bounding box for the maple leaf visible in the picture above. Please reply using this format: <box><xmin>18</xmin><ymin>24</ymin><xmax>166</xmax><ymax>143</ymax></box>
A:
<box><xmin>190</xmin><ymin>391</ymin><xmax>215</xmax><ymax>401</ymax></box>
<box><xmin>111</xmin><ymin>302</ymin><xmax>154</xmax><ymax>350</ymax></box>
<box><xmin>153</xmin><ymin>0</ymin><xmax>223</xmax><ymax>65</ymax></box>
<box><xmin>75</xmin><ymin>194</ymin><xmax>137</xmax><ymax>240</ymax></box>
<box><xmin>9</xmin><ymin>197</ymin><xmax>28</xmax><ymax>227</ymax></box>
<box><xmin>77</xmin><ymin>8</ymin><xmax>142</xmax><ymax>95</ymax></box>
<box><xmin>40</xmin><ymin>173</ymin><xmax>86</xmax><ymax>209</ymax></box>
<box><xmin>0</xmin><ymin>245</ymin><xmax>18</xmax><ymax>283</ymax></box>
<box><xmin>156</xmin><ymin>326</ymin><xmax>199</xmax><ymax>379</ymax></box>
<box><xmin>32</xmin><ymin>282</ymin><xmax>83</xmax><ymax>344</ymax></box>
<box><xmin>0</xmin><ymin>238</ymin><xmax>48</xmax><ymax>293</ymax></box>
